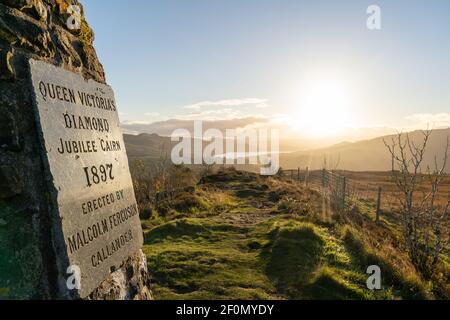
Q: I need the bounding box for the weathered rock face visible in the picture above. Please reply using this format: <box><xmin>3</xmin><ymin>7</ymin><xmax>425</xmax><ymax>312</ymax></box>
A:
<box><xmin>0</xmin><ymin>0</ymin><xmax>152</xmax><ymax>299</ymax></box>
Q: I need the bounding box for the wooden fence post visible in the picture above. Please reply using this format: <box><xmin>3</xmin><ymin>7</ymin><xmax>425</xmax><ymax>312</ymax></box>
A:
<box><xmin>322</xmin><ymin>169</ymin><xmax>326</xmax><ymax>188</ymax></box>
<box><xmin>304</xmin><ymin>166</ymin><xmax>309</xmax><ymax>188</ymax></box>
<box><xmin>342</xmin><ymin>176</ymin><xmax>347</xmax><ymax>210</ymax></box>
<box><xmin>297</xmin><ymin>167</ymin><xmax>300</xmax><ymax>182</ymax></box>
<box><xmin>376</xmin><ymin>187</ymin><xmax>382</xmax><ymax>223</ymax></box>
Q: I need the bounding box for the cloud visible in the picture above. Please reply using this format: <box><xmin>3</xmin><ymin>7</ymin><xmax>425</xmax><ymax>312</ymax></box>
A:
<box><xmin>121</xmin><ymin>117</ymin><xmax>269</xmax><ymax>137</ymax></box>
<box><xmin>183</xmin><ymin>98</ymin><xmax>268</xmax><ymax>110</ymax></box>
<box><xmin>174</xmin><ymin>108</ymin><xmax>243</xmax><ymax>121</ymax></box>
<box><xmin>144</xmin><ymin>112</ymin><xmax>161</xmax><ymax>117</ymax></box>
<box><xmin>255</xmin><ymin>102</ymin><xmax>270</xmax><ymax>109</ymax></box>
<box><xmin>406</xmin><ymin>113</ymin><xmax>450</xmax><ymax>129</ymax></box>
<box><xmin>121</xmin><ymin>120</ymin><xmax>153</xmax><ymax>125</ymax></box>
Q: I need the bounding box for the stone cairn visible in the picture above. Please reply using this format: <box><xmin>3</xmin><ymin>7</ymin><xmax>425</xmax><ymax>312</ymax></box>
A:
<box><xmin>0</xmin><ymin>0</ymin><xmax>152</xmax><ymax>299</ymax></box>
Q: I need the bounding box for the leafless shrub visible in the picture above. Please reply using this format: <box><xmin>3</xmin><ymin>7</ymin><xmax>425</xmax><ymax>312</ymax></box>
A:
<box><xmin>130</xmin><ymin>143</ymin><xmax>195</xmax><ymax>206</ymax></box>
<box><xmin>384</xmin><ymin>129</ymin><xmax>449</xmax><ymax>277</ymax></box>
<box><xmin>322</xmin><ymin>154</ymin><xmax>341</xmax><ymax>172</ymax></box>
<box><xmin>200</xmin><ymin>162</ymin><xmax>216</xmax><ymax>179</ymax></box>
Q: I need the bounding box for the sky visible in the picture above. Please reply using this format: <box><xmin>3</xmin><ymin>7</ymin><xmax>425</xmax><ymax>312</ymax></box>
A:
<box><xmin>83</xmin><ymin>0</ymin><xmax>450</xmax><ymax>142</ymax></box>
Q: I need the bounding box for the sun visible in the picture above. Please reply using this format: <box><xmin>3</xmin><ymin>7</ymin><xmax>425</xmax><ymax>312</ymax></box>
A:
<box><xmin>291</xmin><ymin>77</ymin><xmax>355</xmax><ymax>138</ymax></box>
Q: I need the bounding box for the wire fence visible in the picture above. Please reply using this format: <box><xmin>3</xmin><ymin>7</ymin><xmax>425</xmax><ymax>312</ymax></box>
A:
<box><xmin>278</xmin><ymin>168</ymin><xmax>449</xmax><ymax>223</ymax></box>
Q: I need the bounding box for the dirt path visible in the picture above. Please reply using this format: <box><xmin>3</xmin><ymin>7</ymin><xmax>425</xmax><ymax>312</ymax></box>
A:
<box><xmin>213</xmin><ymin>208</ymin><xmax>278</xmax><ymax>227</ymax></box>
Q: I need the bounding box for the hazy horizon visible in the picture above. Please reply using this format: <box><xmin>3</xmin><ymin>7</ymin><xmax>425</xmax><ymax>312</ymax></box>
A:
<box><xmin>121</xmin><ymin>118</ymin><xmax>450</xmax><ymax>152</ymax></box>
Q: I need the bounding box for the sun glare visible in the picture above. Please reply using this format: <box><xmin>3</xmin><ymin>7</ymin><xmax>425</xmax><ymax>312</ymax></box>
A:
<box><xmin>292</xmin><ymin>77</ymin><xmax>355</xmax><ymax>138</ymax></box>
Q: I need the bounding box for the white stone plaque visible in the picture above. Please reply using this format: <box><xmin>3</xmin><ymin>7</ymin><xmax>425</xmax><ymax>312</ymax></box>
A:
<box><xmin>29</xmin><ymin>59</ymin><xmax>143</xmax><ymax>298</ymax></box>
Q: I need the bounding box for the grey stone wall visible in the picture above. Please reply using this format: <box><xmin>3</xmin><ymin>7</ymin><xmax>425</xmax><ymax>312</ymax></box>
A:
<box><xmin>0</xmin><ymin>0</ymin><xmax>152</xmax><ymax>300</ymax></box>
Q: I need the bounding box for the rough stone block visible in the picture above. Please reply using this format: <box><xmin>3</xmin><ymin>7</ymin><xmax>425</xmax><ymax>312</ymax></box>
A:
<box><xmin>0</xmin><ymin>165</ymin><xmax>23</xmax><ymax>198</ymax></box>
<box><xmin>0</xmin><ymin>47</ymin><xmax>15</xmax><ymax>81</ymax></box>
<box><xmin>0</xmin><ymin>105</ymin><xmax>20</xmax><ymax>150</ymax></box>
<box><xmin>0</xmin><ymin>3</ymin><xmax>55</xmax><ymax>58</ymax></box>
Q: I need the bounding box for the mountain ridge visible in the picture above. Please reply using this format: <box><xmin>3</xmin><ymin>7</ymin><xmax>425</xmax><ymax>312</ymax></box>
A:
<box><xmin>124</xmin><ymin>127</ymin><xmax>450</xmax><ymax>172</ymax></box>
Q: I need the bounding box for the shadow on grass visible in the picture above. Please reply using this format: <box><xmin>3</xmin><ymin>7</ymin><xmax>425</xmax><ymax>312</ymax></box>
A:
<box><xmin>148</xmin><ymin>249</ymin><xmax>214</xmax><ymax>294</ymax></box>
<box><xmin>143</xmin><ymin>218</ymin><xmax>277</xmax><ymax>299</ymax></box>
<box><xmin>144</xmin><ymin>218</ymin><xmax>247</xmax><ymax>244</ymax></box>
<box><xmin>235</xmin><ymin>189</ymin><xmax>265</xmax><ymax>199</ymax></box>
<box><xmin>305</xmin><ymin>269</ymin><xmax>366</xmax><ymax>300</ymax></box>
<box><xmin>260</xmin><ymin>222</ymin><xmax>373</xmax><ymax>299</ymax></box>
<box><xmin>262</xmin><ymin>224</ymin><xmax>351</xmax><ymax>299</ymax></box>
<box><xmin>341</xmin><ymin>228</ymin><xmax>428</xmax><ymax>300</ymax></box>
<box><xmin>264</xmin><ymin>227</ymin><xmax>323</xmax><ymax>288</ymax></box>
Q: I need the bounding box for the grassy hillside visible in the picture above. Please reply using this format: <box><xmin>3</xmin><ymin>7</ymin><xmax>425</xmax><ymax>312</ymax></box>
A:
<box><xmin>139</xmin><ymin>168</ymin><xmax>448</xmax><ymax>300</ymax></box>
<box><xmin>124</xmin><ymin>133</ymin><xmax>172</xmax><ymax>161</ymax></box>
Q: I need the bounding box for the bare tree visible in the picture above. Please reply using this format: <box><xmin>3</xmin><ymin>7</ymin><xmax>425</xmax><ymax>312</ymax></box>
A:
<box><xmin>131</xmin><ymin>140</ymin><xmax>198</xmax><ymax>209</ymax></box>
<box><xmin>130</xmin><ymin>142</ymin><xmax>173</xmax><ymax>204</ymax></box>
<box><xmin>384</xmin><ymin>130</ymin><xmax>449</xmax><ymax>277</ymax></box>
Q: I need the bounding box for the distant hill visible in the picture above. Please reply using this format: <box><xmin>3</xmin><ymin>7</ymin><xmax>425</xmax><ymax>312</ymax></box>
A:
<box><xmin>124</xmin><ymin>133</ymin><xmax>172</xmax><ymax>160</ymax></box>
<box><xmin>124</xmin><ymin>128</ymin><xmax>450</xmax><ymax>172</ymax></box>
<box><xmin>281</xmin><ymin>127</ymin><xmax>450</xmax><ymax>172</ymax></box>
